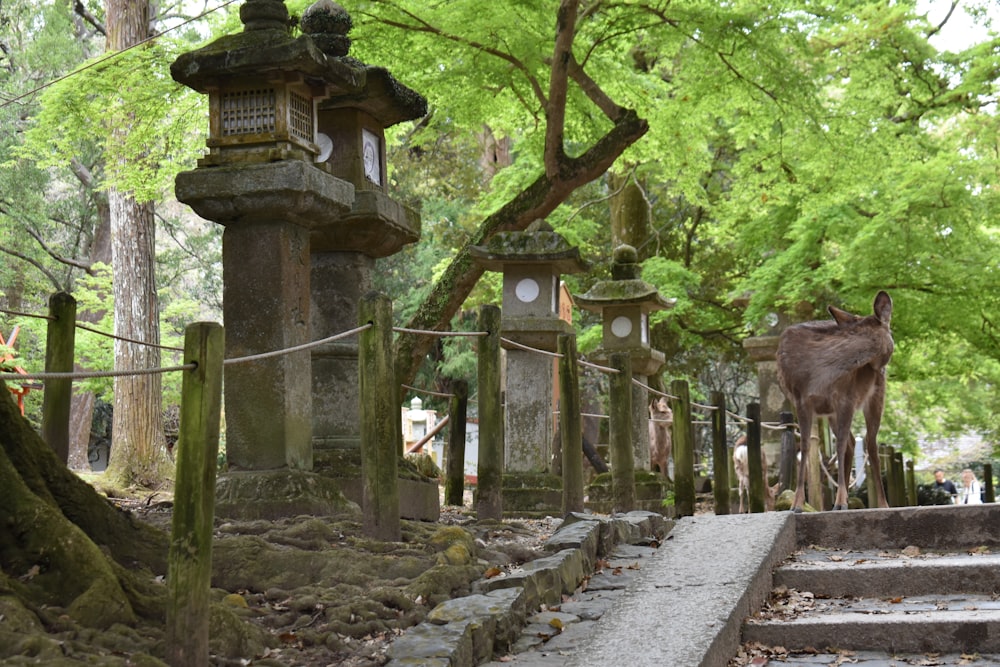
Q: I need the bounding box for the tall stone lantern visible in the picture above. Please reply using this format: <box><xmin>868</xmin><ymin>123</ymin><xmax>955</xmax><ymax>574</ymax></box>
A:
<box><xmin>170</xmin><ymin>0</ymin><xmax>425</xmax><ymax>519</ymax></box>
<box><xmin>575</xmin><ymin>245</ymin><xmax>674</xmax><ymax>470</ymax></box>
<box><xmin>470</xmin><ymin>220</ymin><xmax>587</xmax><ymax>514</ymax></box>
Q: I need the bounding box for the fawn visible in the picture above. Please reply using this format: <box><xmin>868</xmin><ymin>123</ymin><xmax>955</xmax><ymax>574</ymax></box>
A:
<box><xmin>777</xmin><ymin>291</ymin><xmax>893</xmax><ymax>512</ymax></box>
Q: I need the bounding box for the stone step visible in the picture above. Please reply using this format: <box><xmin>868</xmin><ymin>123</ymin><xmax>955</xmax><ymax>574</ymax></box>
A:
<box><xmin>773</xmin><ymin>547</ymin><xmax>1000</xmax><ymax>597</ymax></box>
<box><xmin>743</xmin><ymin>594</ymin><xmax>1000</xmax><ymax>653</ymax></box>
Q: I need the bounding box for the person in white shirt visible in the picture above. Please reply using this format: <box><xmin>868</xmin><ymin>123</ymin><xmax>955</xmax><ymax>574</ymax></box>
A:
<box><xmin>960</xmin><ymin>468</ymin><xmax>983</xmax><ymax>505</ymax></box>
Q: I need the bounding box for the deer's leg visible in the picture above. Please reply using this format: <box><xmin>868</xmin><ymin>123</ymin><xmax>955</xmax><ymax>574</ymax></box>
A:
<box><xmin>863</xmin><ymin>378</ymin><xmax>890</xmax><ymax>509</ymax></box>
<box><xmin>832</xmin><ymin>408</ymin><xmax>854</xmax><ymax>510</ymax></box>
<box><xmin>793</xmin><ymin>405</ymin><xmax>811</xmax><ymax>513</ymax></box>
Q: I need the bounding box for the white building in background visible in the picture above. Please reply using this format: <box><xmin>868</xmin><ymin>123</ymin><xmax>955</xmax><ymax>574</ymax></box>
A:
<box><xmin>402</xmin><ymin>396</ymin><xmax>481</xmax><ymax>484</ymax></box>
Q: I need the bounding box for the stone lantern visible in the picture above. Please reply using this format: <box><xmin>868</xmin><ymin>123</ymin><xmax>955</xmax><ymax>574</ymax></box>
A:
<box><xmin>575</xmin><ymin>245</ymin><xmax>674</xmax><ymax>470</ymax></box>
<box><xmin>170</xmin><ymin>0</ymin><xmax>426</xmax><ymax>519</ymax></box>
<box><xmin>470</xmin><ymin>220</ymin><xmax>587</xmax><ymax>514</ymax></box>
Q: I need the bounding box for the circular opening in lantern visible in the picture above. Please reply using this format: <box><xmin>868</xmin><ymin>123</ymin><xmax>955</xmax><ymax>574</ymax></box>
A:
<box><xmin>515</xmin><ymin>278</ymin><xmax>540</xmax><ymax>303</ymax></box>
<box><xmin>611</xmin><ymin>316</ymin><xmax>633</xmax><ymax>338</ymax></box>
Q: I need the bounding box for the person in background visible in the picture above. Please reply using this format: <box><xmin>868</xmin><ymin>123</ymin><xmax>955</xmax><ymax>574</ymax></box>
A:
<box><xmin>933</xmin><ymin>469</ymin><xmax>958</xmax><ymax>503</ymax></box>
<box><xmin>960</xmin><ymin>468</ymin><xmax>983</xmax><ymax>505</ymax></box>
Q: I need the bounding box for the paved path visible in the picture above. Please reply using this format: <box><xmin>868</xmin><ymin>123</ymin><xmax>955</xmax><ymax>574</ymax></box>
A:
<box><xmin>485</xmin><ymin>507</ymin><xmax>1000</xmax><ymax>667</ymax></box>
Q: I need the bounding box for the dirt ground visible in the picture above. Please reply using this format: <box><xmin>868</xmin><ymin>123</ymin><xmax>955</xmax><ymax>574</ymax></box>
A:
<box><xmin>105</xmin><ymin>489</ymin><xmax>561</xmax><ymax>667</ymax></box>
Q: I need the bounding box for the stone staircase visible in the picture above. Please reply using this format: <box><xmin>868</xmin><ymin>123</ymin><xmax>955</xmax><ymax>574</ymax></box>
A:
<box><xmin>742</xmin><ymin>505</ymin><xmax>1000</xmax><ymax>657</ymax></box>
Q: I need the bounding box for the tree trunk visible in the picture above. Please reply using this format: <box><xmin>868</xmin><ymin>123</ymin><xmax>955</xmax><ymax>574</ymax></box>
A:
<box><xmin>0</xmin><ymin>381</ymin><xmax>168</xmax><ymax>628</ymax></box>
<box><xmin>394</xmin><ymin>111</ymin><xmax>648</xmax><ymax>391</ymax></box>
<box><xmin>392</xmin><ymin>0</ymin><xmax>648</xmax><ymax>390</ymax></box>
<box><xmin>609</xmin><ymin>168</ymin><xmax>652</xmax><ymax>259</ymax></box>
<box><xmin>103</xmin><ymin>0</ymin><xmax>169</xmax><ymax>487</ymax></box>
<box><xmin>68</xmin><ymin>160</ymin><xmax>112</xmax><ymax>472</ymax></box>
<box><xmin>106</xmin><ymin>192</ymin><xmax>170</xmax><ymax>486</ymax></box>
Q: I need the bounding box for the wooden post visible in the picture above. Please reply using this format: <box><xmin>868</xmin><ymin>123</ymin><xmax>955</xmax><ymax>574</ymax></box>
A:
<box><xmin>609</xmin><ymin>352</ymin><xmax>635</xmax><ymax>513</ymax></box>
<box><xmin>906</xmin><ymin>459</ymin><xmax>916</xmax><ymax>506</ymax></box>
<box><xmin>558</xmin><ymin>334</ymin><xmax>584</xmax><ymax>515</ymax></box>
<box><xmin>985</xmin><ymin>463</ymin><xmax>995</xmax><ymax>503</ymax></box>
<box><xmin>476</xmin><ymin>305</ymin><xmax>503</xmax><ymax>521</ymax></box>
<box><xmin>779</xmin><ymin>411</ymin><xmax>795</xmax><ymax>493</ymax></box>
<box><xmin>443</xmin><ymin>380</ymin><xmax>468</xmax><ymax>506</ymax></box>
<box><xmin>359</xmin><ymin>292</ymin><xmax>400</xmax><ymax>542</ymax></box>
<box><xmin>887</xmin><ymin>449</ymin><xmax>898</xmax><ymax>506</ymax></box>
<box><xmin>671</xmin><ymin>379</ymin><xmax>695</xmax><ymax>518</ymax></box>
<box><xmin>866</xmin><ymin>457</ymin><xmax>877</xmax><ymax>508</ymax></box>
<box><xmin>41</xmin><ymin>292</ymin><xmax>76</xmax><ymax>463</ymax></box>
<box><xmin>892</xmin><ymin>450</ymin><xmax>905</xmax><ymax>507</ymax></box>
<box><xmin>807</xmin><ymin>418</ymin><xmax>824</xmax><ymax>511</ymax></box>
<box><xmin>166</xmin><ymin>322</ymin><xmax>224</xmax><ymax>667</ymax></box>
<box><xmin>747</xmin><ymin>403</ymin><xmax>765</xmax><ymax>514</ymax></box>
<box><xmin>711</xmin><ymin>391</ymin><xmax>730</xmax><ymax>515</ymax></box>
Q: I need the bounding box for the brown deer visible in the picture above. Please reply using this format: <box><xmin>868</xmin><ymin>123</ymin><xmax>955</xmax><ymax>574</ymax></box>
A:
<box><xmin>776</xmin><ymin>291</ymin><xmax>893</xmax><ymax>512</ymax></box>
<box><xmin>648</xmin><ymin>397</ymin><xmax>672</xmax><ymax>479</ymax></box>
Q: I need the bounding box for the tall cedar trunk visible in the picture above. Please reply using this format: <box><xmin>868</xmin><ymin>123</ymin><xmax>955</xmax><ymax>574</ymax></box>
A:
<box><xmin>608</xmin><ymin>169</ymin><xmax>652</xmax><ymax>260</ymax></box>
<box><xmin>103</xmin><ymin>0</ymin><xmax>169</xmax><ymax>486</ymax></box>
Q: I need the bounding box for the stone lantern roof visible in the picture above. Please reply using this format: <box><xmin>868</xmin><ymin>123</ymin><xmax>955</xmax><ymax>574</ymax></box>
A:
<box><xmin>469</xmin><ymin>220</ymin><xmax>589</xmax><ymax>275</ymax></box>
<box><xmin>575</xmin><ymin>245</ymin><xmax>675</xmax><ymax>313</ymax></box>
<box><xmin>169</xmin><ymin>0</ymin><xmax>427</xmax><ymax>127</ymax></box>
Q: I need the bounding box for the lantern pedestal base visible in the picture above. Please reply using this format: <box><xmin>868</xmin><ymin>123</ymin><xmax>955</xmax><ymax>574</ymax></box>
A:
<box><xmin>313</xmin><ymin>448</ymin><xmax>441</xmax><ymax>522</ymax></box>
<box><xmin>490</xmin><ymin>472</ymin><xmax>564</xmax><ymax>518</ymax></box>
<box><xmin>584</xmin><ymin>471</ymin><xmax>671</xmax><ymax>516</ymax></box>
<box><xmin>214</xmin><ymin>469</ymin><xmax>359</xmax><ymax>521</ymax></box>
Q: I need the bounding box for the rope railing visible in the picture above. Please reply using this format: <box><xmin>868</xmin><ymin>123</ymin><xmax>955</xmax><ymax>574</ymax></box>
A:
<box><xmin>631</xmin><ymin>378</ymin><xmax>679</xmax><ymax>401</ymax></box>
<box><xmin>224</xmin><ymin>323</ymin><xmax>372</xmax><ymax>365</ymax></box>
<box><xmin>74</xmin><ymin>322</ymin><xmax>184</xmax><ymax>352</ymax></box>
<box><xmin>0</xmin><ymin>308</ymin><xmax>54</xmax><ymax>321</ymax></box>
<box><xmin>401</xmin><ymin>383</ymin><xmax>455</xmax><ymax>399</ymax></box>
<box><xmin>500</xmin><ymin>336</ymin><xmax>565</xmax><ymax>359</ymax></box>
<box><xmin>577</xmin><ymin>357</ymin><xmax>619</xmax><ymax>374</ymax></box>
<box><xmin>0</xmin><ymin>364</ymin><xmax>196</xmax><ymax>382</ymax></box>
<box><xmin>394</xmin><ymin>327</ymin><xmax>488</xmax><ymax>337</ymax></box>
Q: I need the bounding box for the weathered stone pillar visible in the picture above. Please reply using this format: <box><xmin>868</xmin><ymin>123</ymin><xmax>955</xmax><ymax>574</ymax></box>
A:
<box><xmin>170</xmin><ymin>0</ymin><xmax>425</xmax><ymax>519</ymax></box>
<box><xmin>470</xmin><ymin>220</ymin><xmax>587</xmax><ymax>516</ymax></box>
<box><xmin>310</xmin><ymin>252</ymin><xmax>374</xmax><ymax>452</ymax></box>
<box><xmin>575</xmin><ymin>245</ymin><xmax>673</xmax><ymax>471</ymax></box>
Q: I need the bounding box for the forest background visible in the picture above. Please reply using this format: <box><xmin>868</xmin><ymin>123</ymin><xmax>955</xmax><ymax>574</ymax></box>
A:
<box><xmin>2</xmin><ymin>0</ymin><xmax>1000</xmax><ymax>486</ymax></box>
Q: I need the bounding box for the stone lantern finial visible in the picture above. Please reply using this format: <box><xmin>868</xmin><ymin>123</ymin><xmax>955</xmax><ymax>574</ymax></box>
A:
<box><xmin>301</xmin><ymin>0</ymin><xmax>352</xmax><ymax>56</ymax></box>
<box><xmin>240</xmin><ymin>0</ymin><xmax>290</xmax><ymax>32</ymax></box>
<box><xmin>611</xmin><ymin>244</ymin><xmax>642</xmax><ymax>280</ymax></box>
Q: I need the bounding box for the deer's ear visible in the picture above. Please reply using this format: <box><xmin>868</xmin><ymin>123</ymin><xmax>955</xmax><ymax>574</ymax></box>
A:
<box><xmin>873</xmin><ymin>291</ymin><xmax>892</xmax><ymax>324</ymax></box>
<box><xmin>828</xmin><ymin>306</ymin><xmax>858</xmax><ymax>325</ymax></box>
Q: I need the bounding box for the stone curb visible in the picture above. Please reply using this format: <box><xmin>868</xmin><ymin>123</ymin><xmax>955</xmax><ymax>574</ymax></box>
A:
<box><xmin>385</xmin><ymin>510</ymin><xmax>670</xmax><ymax>666</ymax></box>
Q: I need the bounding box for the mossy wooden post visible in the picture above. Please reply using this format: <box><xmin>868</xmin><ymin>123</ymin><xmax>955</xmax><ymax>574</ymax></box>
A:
<box><xmin>359</xmin><ymin>292</ymin><xmax>400</xmax><ymax>541</ymax></box>
<box><xmin>558</xmin><ymin>334</ymin><xmax>584</xmax><ymax>515</ymax></box>
<box><xmin>892</xmin><ymin>450</ymin><xmax>905</xmax><ymax>507</ymax></box>
<box><xmin>906</xmin><ymin>459</ymin><xmax>916</xmax><ymax>506</ymax></box>
<box><xmin>166</xmin><ymin>322</ymin><xmax>223</xmax><ymax>667</ymax></box>
<box><xmin>609</xmin><ymin>352</ymin><xmax>635</xmax><ymax>512</ymax></box>
<box><xmin>671</xmin><ymin>379</ymin><xmax>695</xmax><ymax>517</ymax></box>
<box><xmin>883</xmin><ymin>445</ymin><xmax>897</xmax><ymax>507</ymax></box>
<box><xmin>807</xmin><ymin>418</ymin><xmax>824</xmax><ymax>511</ymax></box>
<box><xmin>746</xmin><ymin>403</ymin><xmax>765</xmax><ymax>514</ymax></box>
<box><xmin>779</xmin><ymin>411</ymin><xmax>796</xmax><ymax>492</ymax></box>
<box><xmin>41</xmin><ymin>291</ymin><xmax>76</xmax><ymax>463</ymax></box>
<box><xmin>985</xmin><ymin>463</ymin><xmax>995</xmax><ymax>503</ymax></box>
<box><xmin>443</xmin><ymin>379</ymin><xmax>468</xmax><ymax>506</ymax></box>
<box><xmin>711</xmin><ymin>390</ymin><xmax>730</xmax><ymax>515</ymax></box>
<box><xmin>865</xmin><ymin>458</ymin><xmax>878</xmax><ymax>508</ymax></box>
<box><xmin>477</xmin><ymin>305</ymin><xmax>503</xmax><ymax>520</ymax></box>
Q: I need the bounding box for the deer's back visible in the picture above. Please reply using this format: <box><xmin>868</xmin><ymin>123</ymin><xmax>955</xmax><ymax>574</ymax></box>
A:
<box><xmin>776</xmin><ymin>316</ymin><xmax>893</xmax><ymax>410</ymax></box>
